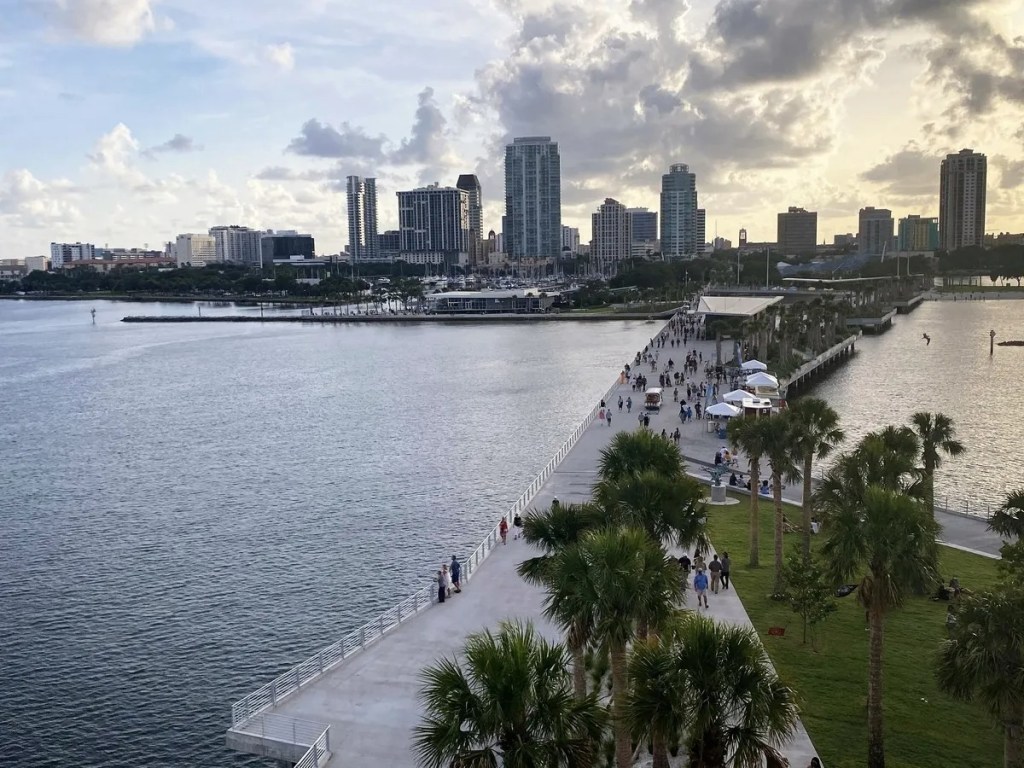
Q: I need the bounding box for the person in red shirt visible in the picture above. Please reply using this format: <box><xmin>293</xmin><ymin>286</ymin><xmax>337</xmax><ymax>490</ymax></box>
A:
<box><xmin>499</xmin><ymin>517</ymin><xmax>509</xmax><ymax>544</ymax></box>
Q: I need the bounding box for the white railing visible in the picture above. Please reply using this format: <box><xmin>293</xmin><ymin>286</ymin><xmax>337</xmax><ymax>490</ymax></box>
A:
<box><xmin>234</xmin><ymin>712</ymin><xmax>329</xmax><ymax>745</ymax></box>
<box><xmin>229</xmin><ymin>358</ymin><xmax>639</xmax><ymax>728</ymax></box>
<box><xmin>294</xmin><ymin>726</ymin><xmax>331</xmax><ymax>768</ymax></box>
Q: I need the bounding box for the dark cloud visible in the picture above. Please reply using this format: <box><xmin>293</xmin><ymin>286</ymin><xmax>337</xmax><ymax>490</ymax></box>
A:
<box><xmin>143</xmin><ymin>133</ymin><xmax>201</xmax><ymax>158</ymax></box>
<box><xmin>995</xmin><ymin>156</ymin><xmax>1024</xmax><ymax>190</ymax></box>
<box><xmin>860</xmin><ymin>143</ymin><xmax>939</xmax><ymax>198</ymax></box>
<box><xmin>390</xmin><ymin>87</ymin><xmax>449</xmax><ymax>169</ymax></box>
<box><xmin>286</xmin><ymin>120</ymin><xmax>387</xmax><ymax>160</ymax></box>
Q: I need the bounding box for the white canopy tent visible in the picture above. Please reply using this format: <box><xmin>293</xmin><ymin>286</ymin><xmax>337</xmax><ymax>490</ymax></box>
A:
<box><xmin>745</xmin><ymin>371</ymin><xmax>780</xmax><ymax>388</ymax></box>
<box><xmin>723</xmin><ymin>389</ymin><xmax>752</xmax><ymax>404</ymax></box>
<box><xmin>706</xmin><ymin>402</ymin><xmax>742</xmax><ymax>418</ymax></box>
<box><xmin>740</xmin><ymin>359</ymin><xmax>768</xmax><ymax>372</ymax></box>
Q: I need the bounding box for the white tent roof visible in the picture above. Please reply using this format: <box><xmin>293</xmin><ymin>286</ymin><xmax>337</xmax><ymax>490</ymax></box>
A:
<box><xmin>706</xmin><ymin>402</ymin><xmax>742</xmax><ymax>418</ymax></box>
<box><xmin>740</xmin><ymin>359</ymin><xmax>768</xmax><ymax>371</ymax></box>
<box><xmin>697</xmin><ymin>295</ymin><xmax>784</xmax><ymax>317</ymax></box>
<box><xmin>745</xmin><ymin>371</ymin><xmax>779</xmax><ymax>387</ymax></box>
<box><xmin>723</xmin><ymin>389</ymin><xmax>752</xmax><ymax>403</ymax></box>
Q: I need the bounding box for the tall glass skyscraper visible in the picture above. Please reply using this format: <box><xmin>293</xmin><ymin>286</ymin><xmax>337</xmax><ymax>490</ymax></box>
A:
<box><xmin>503</xmin><ymin>137</ymin><xmax>562</xmax><ymax>261</ymax></box>
<box><xmin>659</xmin><ymin>164</ymin><xmax>702</xmax><ymax>258</ymax></box>
<box><xmin>346</xmin><ymin>175</ymin><xmax>380</xmax><ymax>261</ymax></box>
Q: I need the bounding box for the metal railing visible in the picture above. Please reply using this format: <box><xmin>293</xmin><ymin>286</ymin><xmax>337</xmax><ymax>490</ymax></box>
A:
<box><xmin>294</xmin><ymin>726</ymin><xmax>331</xmax><ymax>768</ymax></box>
<box><xmin>233</xmin><ymin>712</ymin><xmax>329</xmax><ymax>745</ymax></box>
<box><xmin>229</xmin><ymin>363</ymin><xmax>635</xmax><ymax>728</ymax></box>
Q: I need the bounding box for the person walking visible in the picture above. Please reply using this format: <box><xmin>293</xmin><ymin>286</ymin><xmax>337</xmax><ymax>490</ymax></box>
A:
<box><xmin>617</xmin><ymin>395</ymin><xmax>623</xmax><ymax>411</ymax></box>
<box><xmin>598</xmin><ymin>407</ymin><xmax>605</xmax><ymax>424</ymax></box>
<box><xmin>450</xmin><ymin>555</ymin><xmax>462</xmax><ymax>593</ymax></box>
<box><xmin>626</xmin><ymin>396</ymin><xmax>632</xmax><ymax>413</ymax></box>
<box><xmin>606</xmin><ymin>410</ymin><xmax>612</xmax><ymax>428</ymax></box>
<box><xmin>708</xmin><ymin>554</ymin><xmax>722</xmax><ymax>594</ymax></box>
<box><xmin>499</xmin><ymin>517</ymin><xmax>509</xmax><ymax>545</ymax></box>
<box><xmin>720</xmin><ymin>552</ymin><xmax>731</xmax><ymax>590</ymax></box>
<box><xmin>693</xmin><ymin>568</ymin><xmax>709</xmax><ymax>609</ymax></box>
<box><xmin>678</xmin><ymin>553</ymin><xmax>691</xmax><ymax>587</ymax></box>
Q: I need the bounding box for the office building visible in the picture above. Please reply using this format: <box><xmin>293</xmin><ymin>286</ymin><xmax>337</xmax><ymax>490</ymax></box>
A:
<box><xmin>456</xmin><ymin>174</ymin><xmax>483</xmax><ymax>266</ymax></box>
<box><xmin>49</xmin><ymin>242</ymin><xmax>95</xmax><ymax>269</ymax></box>
<box><xmin>209</xmin><ymin>225</ymin><xmax>263</xmax><ymax>266</ymax></box>
<box><xmin>898</xmin><ymin>215</ymin><xmax>940</xmax><ymax>252</ymax></box>
<box><xmin>834</xmin><ymin>233</ymin><xmax>856</xmax><ymax>247</ymax></box>
<box><xmin>173</xmin><ymin>233</ymin><xmax>217</xmax><ymax>267</ymax></box>
<box><xmin>776</xmin><ymin>207</ymin><xmax>817</xmax><ymax>255</ymax></box>
<box><xmin>939</xmin><ymin>148</ymin><xmax>987</xmax><ymax>251</ymax></box>
<box><xmin>504</xmin><ymin>136</ymin><xmax>562</xmax><ymax>260</ymax></box>
<box><xmin>397</xmin><ymin>183</ymin><xmax>469</xmax><ymax>265</ymax></box>
<box><xmin>660</xmin><ymin>164</ymin><xmax>701</xmax><ymax>258</ymax></box>
<box><xmin>261</xmin><ymin>231</ymin><xmax>315</xmax><ymax>267</ymax></box>
<box><xmin>561</xmin><ymin>225</ymin><xmax>580</xmax><ymax>254</ymax></box>
<box><xmin>858</xmin><ymin>207</ymin><xmax>895</xmax><ymax>256</ymax></box>
<box><xmin>697</xmin><ymin>209</ymin><xmax>707</xmax><ymax>254</ymax></box>
<box><xmin>627</xmin><ymin>208</ymin><xmax>658</xmax><ymax>244</ymax></box>
<box><xmin>712</xmin><ymin>237</ymin><xmax>732</xmax><ymax>251</ymax></box>
<box><xmin>346</xmin><ymin>175</ymin><xmax>381</xmax><ymax>261</ymax></box>
<box><xmin>378</xmin><ymin>230</ymin><xmax>401</xmax><ymax>261</ymax></box>
<box><xmin>24</xmin><ymin>255</ymin><xmax>47</xmax><ymax>273</ymax></box>
<box><xmin>591</xmin><ymin>198</ymin><xmax>631</xmax><ymax>273</ymax></box>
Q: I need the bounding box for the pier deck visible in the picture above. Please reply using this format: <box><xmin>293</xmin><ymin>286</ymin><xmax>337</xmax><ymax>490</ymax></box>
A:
<box><xmin>226</xmin><ymin>329</ymin><xmax>1001</xmax><ymax>767</ymax></box>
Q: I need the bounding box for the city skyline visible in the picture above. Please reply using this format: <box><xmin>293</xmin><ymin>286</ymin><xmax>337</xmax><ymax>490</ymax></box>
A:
<box><xmin>1</xmin><ymin>1</ymin><xmax>1023</xmax><ymax>258</ymax></box>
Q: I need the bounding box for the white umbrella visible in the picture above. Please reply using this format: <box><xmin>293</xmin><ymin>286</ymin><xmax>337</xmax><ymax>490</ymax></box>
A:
<box><xmin>745</xmin><ymin>371</ymin><xmax>779</xmax><ymax>388</ymax></box>
<box><xmin>740</xmin><ymin>359</ymin><xmax>768</xmax><ymax>371</ymax></box>
<box><xmin>706</xmin><ymin>402</ymin><xmax>742</xmax><ymax>418</ymax></box>
<box><xmin>723</xmin><ymin>389</ymin><xmax>751</xmax><ymax>404</ymax></box>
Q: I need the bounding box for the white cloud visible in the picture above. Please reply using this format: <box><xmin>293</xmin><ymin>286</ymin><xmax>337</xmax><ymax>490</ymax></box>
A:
<box><xmin>265</xmin><ymin>43</ymin><xmax>295</xmax><ymax>72</ymax></box>
<box><xmin>51</xmin><ymin>0</ymin><xmax>158</xmax><ymax>46</ymax></box>
<box><xmin>87</xmin><ymin>123</ymin><xmax>148</xmax><ymax>186</ymax></box>
<box><xmin>0</xmin><ymin>169</ymin><xmax>82</xmax><ymax>229</ymax></box>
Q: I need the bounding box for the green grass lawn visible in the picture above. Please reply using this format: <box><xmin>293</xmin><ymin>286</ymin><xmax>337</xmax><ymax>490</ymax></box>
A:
<box><xmin>706</xmin><ymin>495</ymin><xmax>1002</xmax><ymax>768</ymax></box>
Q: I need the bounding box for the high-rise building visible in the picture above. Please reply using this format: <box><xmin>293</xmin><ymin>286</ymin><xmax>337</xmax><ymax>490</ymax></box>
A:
<box><xmin>378</xmin><ymin>230</ymin><xmax>401</xmax><ymax>261</ymax></box>
<box><xmin>456</xmin><ymin>174</ymin><xmax>483</xmax><ymax>267</ymax></box>
<box><xmin>776</xmin><ymin>207</ymin><xmax>817</xmax><ymax>255</ymax></box>
<box><xmin>591</xmin><ymin>198</ymin><xmax>631</xmax><ymax>273</ymax></box>
<box><xmin>738</xmin><ymin>228</ymin><xmax>748</xmax><ymax>247</ymax></box>
<box><xmin>697</xmin><ymin>209</ymin><xmax>707</xmax><ymax>254</ymax></box>
<box><xmin>209</xmin><ymin>225</ymin><xmax>263</xmax><ymax>266</ymax></box>
<box><xmin>49</xmin><ymin>242</ymin><xmax>95</xmax><ymax>269</ymax></box>
<box><xmin>561</xmin><ymin>225</ymin><xmax>580</xmax><ymax>253</ymax></box>
<box><xmin>660</xmin><ymin>164</ymin><xmax>701</xmax><ymax>258</ymax></box>
<box><xmin>260</xmin><ymin>231</ymin><xmax>315</xmax><ymax>267</ymax></box>
<box><xmin>346</xmin><ymin>175</ymin><xmax>381</xmax><ymax>261</ymax></box>
<box><xmin>858</xmin><ymin>207</ymin><xmax>894</xmax><ymax>256</ymax></box>
<box><xmin>898</xmin><ymin>215</ymin><xmax>940</xmax><ymax>252</ymax></box>
<box><xmin>939</xmin><ymin>148</ymin><xmax>987</xmax><ymax>251</ymax></box>
<box><xmin>173</xmin><ymin>233</ymin><xmax>217</xmax><ymax>267</ymax></box>
<box><xmin>397</xmin><ymin>183</ymin><xmax>469</xmax><ymax>265</ymax></box>
<box><xmin>627</xmin><ymin>208</ymin><xmax>658</xmax><ymax>244</ymax></box>
<box><xmin>504</xmin><ymin>136</ymin><xmax>562</xmax><ymax>261</ymax></box>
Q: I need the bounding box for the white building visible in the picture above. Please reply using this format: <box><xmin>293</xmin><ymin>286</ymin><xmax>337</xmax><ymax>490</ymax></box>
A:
<box><xmin>24</xmin><ymin>255</ymin><xmax>47</xmax><ymax>273</ymax></box>
<box><xmin>561</xmin><ymin>225</ymin><xmax>580</xmax><ymax>254</ymax></box>
<box><xmin>174</xmin><ymin>233</ymin><xmax>218</xmax><ymax>267</ymax></box>
<box><xmin>50</xmin><ymin>242</ymin><xmax>95</xmax><ymax>269</ymax></box>
<box><xmin>397</xmin><ymin>183</ymin><xmax>469</xmax><ymax>266</ymax></box>
<box><xmin>940</xmin><ymin>148</ymin><xmax>987</xmax><ymax>251</ymax></box>
<box><xmin>209</xmin><ymin>226</ymin><xmax>262</xmax><ymax>266</ymax></box>
<box><xmin>591</xmin><ymin>198</ymin><xmax>630</xmax><ymax>275</ymax></box>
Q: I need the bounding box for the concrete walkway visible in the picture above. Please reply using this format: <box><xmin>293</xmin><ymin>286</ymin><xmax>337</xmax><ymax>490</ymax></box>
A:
<box><xmin>227</xmin><ymin>322</ymin><xmax>1001</xmax><ymax>767</ymax></box>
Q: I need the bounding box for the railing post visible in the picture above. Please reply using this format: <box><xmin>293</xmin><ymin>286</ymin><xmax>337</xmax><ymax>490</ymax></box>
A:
<box><xmin>359</xmin><ymin>627</ymin><xmax>366</xmax><ymax>647</ymax></box>
<box><xmin>398</xmin><ymin>603</ymin><xmax>403</xmax><ymax>623</ymax></box>
<box><xmin>325</xmin><ymin>728</ymin><xmax>331</xmax><ymax>751</ymax></box>
<box><xmin>414</xmin><ymin>591</ymin><xmax>420</xmax><ymax>611</ymax></box>
<box><xmin>378</xmin><ymin>617</ymin><xmax>384</xmax><ymax>635</ymax></box>
<box><xmin>270</xmin><ymin>681</ymin><xmax>277</xmax><ymax>706</ymax></box>
<box><xmin>318</xmin><ymin>651</ymin><xmax>324</xmax><ymax>674</ymax></box>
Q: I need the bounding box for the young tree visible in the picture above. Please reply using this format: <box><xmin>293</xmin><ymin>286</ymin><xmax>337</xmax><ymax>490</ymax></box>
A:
<box><xmin>788</xmin><ymin>397</ymin><xmax>845</xmax><ymax>558</ymax></box>
<box><xmin>728</xmin><ymin>415</ymin><xmax>774</xmax><ymax>567</ymax></box>
<box><xmin>910</xmin><ymin>411</ymin><xmax>965</xmax><ymax>515</ymax></box>
<box><xmin>413</xmin><ymin>621</ymin><xmax>606</xmax><ymax>768</ymax></box>
<box><xmin>781</xmin><ymin>547</ymin><xmax>837</xmax><ymax>646</ymax></box>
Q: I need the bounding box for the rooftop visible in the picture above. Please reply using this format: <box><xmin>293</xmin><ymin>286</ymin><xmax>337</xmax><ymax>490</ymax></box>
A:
<box><xmin>697</xmin><ymin>295</ymin><xmax>784</xmax><ymax>317</ymax></box>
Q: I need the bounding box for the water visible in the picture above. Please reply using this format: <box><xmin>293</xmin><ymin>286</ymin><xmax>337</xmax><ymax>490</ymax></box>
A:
<box><xmin>809</xmin><ymin>298</ymin><xmax>1024</xmax><ymax>514</ymax></box>
<box><xmin>0</xmin><ymin>300</ymin><xmax>657</xmax><ymax>768</ymax></box>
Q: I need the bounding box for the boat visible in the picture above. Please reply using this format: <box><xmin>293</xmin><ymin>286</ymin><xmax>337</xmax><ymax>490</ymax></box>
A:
<box><xmin>997</xmin><ymin>340</ymin><xmax>1024</xmax><ymax>347</ymax></box>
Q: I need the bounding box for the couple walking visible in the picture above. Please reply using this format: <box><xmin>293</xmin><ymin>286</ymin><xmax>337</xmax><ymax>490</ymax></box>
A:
<box><xmin>436</xmin><ymin>556</ymin><xmax>462</xmax><ymax>603</ymax></box>
<box><xmin>689</xmin><ymin>553</ymin><xmax>731</xmax><ymax>610</ymax></box>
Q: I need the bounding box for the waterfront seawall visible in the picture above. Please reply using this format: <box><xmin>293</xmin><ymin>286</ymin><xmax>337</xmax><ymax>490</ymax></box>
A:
<box><xmin>122</xmin><ymin>311</ymin><xmax>678</xmax><ymax>323</ymax></box>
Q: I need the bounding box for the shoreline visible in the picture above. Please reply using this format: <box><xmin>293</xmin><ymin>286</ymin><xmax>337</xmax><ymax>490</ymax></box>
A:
<box><xmin>120</xmin><ymin>312</ymin><xmax>674</xmax><ymax>323</ymax></box>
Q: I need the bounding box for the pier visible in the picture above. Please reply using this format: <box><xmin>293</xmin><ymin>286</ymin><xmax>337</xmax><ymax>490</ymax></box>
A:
<box><xmin>223</xmin><ymin>326</ymin><xmax>999</xmax><ymax>768</ymax></box>
<box><xmin>121</xmin><ymin>311</ymin><xmax>679</xmax><ymax>324</ymax></box>
<box><xmin>846</xmin><ymin>307</ymin><xmax>897</xmax><ymax>334</ymax></box>
<box><xmin>781</xmin><ymin>333</ymin><xmax>859</xmax><ymax>395</ymax></box>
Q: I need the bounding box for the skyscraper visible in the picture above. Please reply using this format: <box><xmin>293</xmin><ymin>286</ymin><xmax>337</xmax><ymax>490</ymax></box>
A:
<box><xmin>346</xmin><ymin>175</ymin><xmax>380</xmax><ymax>261</ymax></box>
<box><xmin>858</xmin><ymin>207</ymin><xmax>894</xmax><ymax>256</ymax></box>
<box><xmin>561</xmin><ymin>225</ymin><xmax>580</xmax><ymax>253</ymax></box>
<box><xmin>456</xmin><ymin>174</ymin><xmax>483</xmax><ymax>267</ymax></box>
<box><xmin>660</xmin><ymin>164</ymin><xmax>701</xmax><ymax>258</ymax></box>
<box><xmin>397</xmin><ymin>183</ymin><xmax>469</xmax><ymax>266</ymax></box>
<box><xmin>777</xmin><ymin>207</ymin><xmax>817</xmax><ymax>255</ymax></box>
<box><xmin>504</xmin><ymin>137</ymin><xmax>562</xmax><ymax>262</ymax></box>
<box><xmin>898</xmin><ymin>215</ymin><xmax>940</xmax><ymax>252</ymax></box>
<box><xmin>627</xmin><ymin>208</ymin><xmax>658</xmax><ymax>244</ymax></box>
<box><xmin>939</xmin><ymin>148</ymin><xmax>987</xmax><ymax>251</ymax></box>
<box><xmin>591</xmin><ymin>198</ymin><xmax>630</xmax><ymax>274</ymax></box>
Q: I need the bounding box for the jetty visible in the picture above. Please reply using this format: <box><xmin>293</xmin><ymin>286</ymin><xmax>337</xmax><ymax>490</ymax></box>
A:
<box><xmin>224</xmin><ymin>324</ymin><xmax>998</xmax><ymax>768</ymax></box>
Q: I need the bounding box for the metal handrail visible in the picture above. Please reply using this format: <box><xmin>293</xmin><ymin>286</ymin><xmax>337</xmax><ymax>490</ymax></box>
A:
<box><xmin>229</xmin><ymin>366</ymin><xmax>632</xmax><ymax>727</ymax></box>
<box><xmin>294</xmin><ymin>726</ymin><xmax>331</xmax><ymax>768</ymax></box>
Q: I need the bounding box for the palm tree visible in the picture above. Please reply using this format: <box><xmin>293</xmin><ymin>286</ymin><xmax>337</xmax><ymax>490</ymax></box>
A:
<box><xmin>910</xmin><ymin>412</ymin><xmax>965</xmax><ymax>514</ymax></box>
<box><xmin>598</xmin><ymin>429</ymin><xmax>683</xmax><ymax>482</ymax></box>
<box><xmin>788</xmin><ymin>397</ymin><xmax>845</xmax><ymax>558</ymax></box>
<box><xmin>413</xmin><ymin>620</ymin><xmax>606</xmax><ymax>768</ymax></box>
<box><xmin>518</xmin><ymin>502</ymin><xmax>602</xmax><ymax>697</ymax></box>
<box><xmin>936</xmin><ymin>586</ymin><xmax>1024</xmax><ymax>768</ymax></box>
<box><xmin>817</xmin><ymin>479</ymin><xmax>940</xmax><ymax>768</ymax></box>
<box><xmin>761</xmin><ymin>412</ymin><xmax>802</xmax><ymax>594</ymax></box>
<box><xmin>643</xmin><ymin>614</ymin><xmax>799</xmax><ymax>768</ymax></box>
<box><xmin>989</xmin><ymin>489</ymin><xmax>1024</xmax><ymax>540</ymax></box>
<box><xmin>728</xmin><ymin>415</ymin><xmax>773</xmax><ymax>567</ymax></box>
<box><xmin>546</xmin><ymin>527</ymin><xmax>682</xmax><ymax>768</ymax></box>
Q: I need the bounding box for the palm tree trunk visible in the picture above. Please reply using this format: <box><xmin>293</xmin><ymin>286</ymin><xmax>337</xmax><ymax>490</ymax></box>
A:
<box><xmin>571</xmin><ymin>643</ymin><xmax>586</xmax><ymax>700</ymax></box>
<box><xmin>611</xmin><ymin>643</ymin><xmax>632</xmax><ymax>768</ymax></box>
<box><xmin>925</xmin><ymin>463</ymin><xmax>936</xmax><ymax>516</ymax></box>
<box><xmin>749</xmin><ymin>462</ymin><xmax>761</xmax><ymax>567</ymax></box>
<box><xmin>652</xmin><ymin>732</ymin><xmax>670</xmax><ymax>768</ymax></box>
<box><xmin>802</xmin><ymin>455</ymin><xmax>813</xmax><ymax>559</ymax></box>
<box><xmin>773</xmin><ymin>475</ymin><xmax>785</xmax><ymax>594</ymax></box>
<box><xmin>1004</xmin><ymin>704</ymin><xmax>1023</xmax><ymax>768</ymax></box>
<box><xmin>867</xmin><ymin>603</ymin><xmax>886</xmax><ymax>768</ymax></box>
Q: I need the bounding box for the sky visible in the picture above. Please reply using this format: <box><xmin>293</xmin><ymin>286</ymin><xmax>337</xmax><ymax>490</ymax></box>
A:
<box><xmin>1</xmin><ymin>0</ymin><xmax>1023</xmax><ymax>258</ymax></box>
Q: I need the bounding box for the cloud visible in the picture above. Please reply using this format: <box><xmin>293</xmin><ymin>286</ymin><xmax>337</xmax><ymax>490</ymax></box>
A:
<box><xmin>286</xmin><ymin>119</ymin><xmax>387</xmax><ymax>160</ymax></box>
<box><xmin>264</xmin><ymin>42</ymin><xmax>294</xmax><ymax>72</ymax></box>
<box><xmin>143</xmin><ymin>133</ymin><xmax>202</xmax><ymax>158</ymax></box>
<box><xmin>0</xmin><ymin>169</ymin><xmax>82</xmax><ymax>229</ymax></box>
<box><xmin>254</xmin><ymin>166</ymin><xmax>332</xmax><ymax>181</ymax></box>
<box><xmin>389</xmin><ymin>87</ymin><xmax>458</xmax><ymax>183</ymax></box>
<box><xmin>88</xmin><ymin>123</ymin><xmax>147</xmax><ymax>185</ymax></box>
<box><xmin>995</xmin><ymin>155</ymin><xmax>1024</xmax><ymax>190</ymax></box>
<box><xmin>860</xmin><ymin>143</ymin><xmax>940</xmax><ymax>198</ymax></box>
<box><xmin>50</xmin><ymin>0</ymin><xmax>157</xmax><ymax>46</ymax></box>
